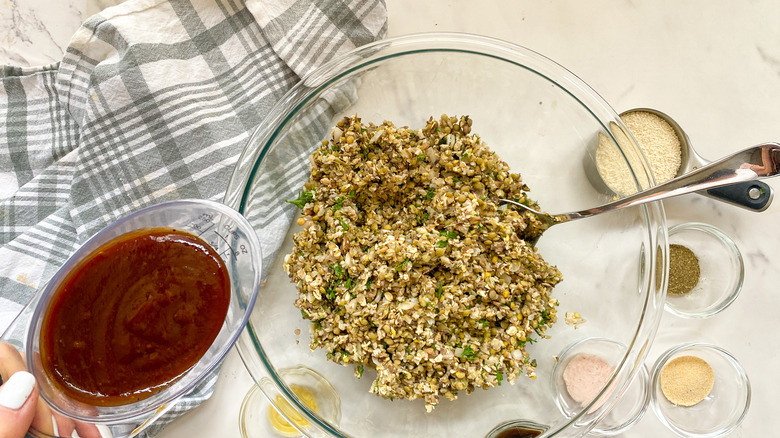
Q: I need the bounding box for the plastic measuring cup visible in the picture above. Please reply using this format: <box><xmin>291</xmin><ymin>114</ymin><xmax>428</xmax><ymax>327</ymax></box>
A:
<box><xmin>1</xmin><ymin>199</ymin><xmax>262</xmax><ymax>438</ymax></box>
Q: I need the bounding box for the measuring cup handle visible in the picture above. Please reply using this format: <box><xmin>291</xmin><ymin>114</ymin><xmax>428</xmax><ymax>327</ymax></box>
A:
<box><xmin>704</xmin><ymin>180</ymin><xmax>773</xmax><ymax>211</ymax></box>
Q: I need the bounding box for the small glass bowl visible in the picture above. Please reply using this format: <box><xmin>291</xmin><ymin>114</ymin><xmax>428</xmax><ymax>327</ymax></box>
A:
<box><xmin>485</xmin><ymin>420</ymin><xmax>548</xmax><ymax>438</ymax></box>
<box><xmin>239</xmin><ymin>366</ymin><xmax>341</xmax><ymax>438</ymax></box>
<box><xmin>551</xmin><ymin>338</ymin><xmax>649</xmax><ymax>436</ymax></box>
<box><xmin>650</xmin><ymin>343</ymin><xmax>751</xmax><ymax>438</ymax></box>
<box><xmin>665</xmin><ymin>222</ymin><xmax>744</xmax><ymax>318</ymax></box>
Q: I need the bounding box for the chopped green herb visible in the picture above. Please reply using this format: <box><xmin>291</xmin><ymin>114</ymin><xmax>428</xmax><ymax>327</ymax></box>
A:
<box><xmin>439</xmin><ymin>230</ymin><xmax>458</xmax><ymax>239</ymax></box>
<box><xmin>332</xmin><ymin>198</ymin><xmax>344</xmax><ymax>212</ymax></box>
<box><xmin>436</xmin><ymin>283</ymin><xmax>443</xmax><ymax>299</ymax></box>
<box><xmin>286</xmin><ymin>189</ymin><xmax>313</xmax><ymax>209</ymax></box>
<box><xmin>462</xmin><ymin>345</ymin><xmax>477</xmax><ymax>361</ymax></box>
<box><xmin>417</xmin><ymin>154</ymin><xmax>426</xmax><ymax>162</ymax></box>
<box><xmin>300</xmin><ymin>310</ymin><xmax>308</xmax><ymax>319</ymax></box>
<box><xmin>345</xmin><ymin>277</ymin><xmax>354</xmax><ymax>289</ymax></box>
<box><xmin>436</xmin><ymin>240</ymin><xmax>448</xmax><ymax>248</ymax></box>
<box><xmin>357</xmin><ymin>364</ymin><xmax>364</xmax><ymax>379</ymax></box>
<box><xmin>395</xmin><ymin>257</ymin><xmax>411</xmax><ymax>271</ymax></box>
<box><xmin>426</xmin><ymin>188</ymin><xmax>435</xmax><ymax>200</ymax></box>
<box><xmin>365</xmin><ymin>277</ymin><xmax>374</xmax><ymax>289</ymax></box>
<box><xmin>332</xmin><ymin>263</ymin><xmax>345</xmax><ymax>280</ymax></box>
<box><xmin>496</xmin><ymin>371</ymin><xmax>503</xmax><ymax>385</ymax></box>
<box><xmin>348</xmin><ymin>190</ymin><xmax>356</xmax><ymax>198</ymax></box>
<box><xmin>338</xmin><ymin>217</ymin><xmax>349</xmax><ymax>231</ymax></box>
<box><xmin>478</xmin><ymin>319</ymin><xmax>489</xmax><ymax>328</ymax></box>
<box><xmin>325</xmin><ymin>287</ymin><xmax>336</xmax><ymax>301</ymax></box>
<box><xmin>438</xmin><ymin>136</ymin><xmax>447</xmax><ymax>145</ymax></box>
<box><xmin>517</xmin><ymin>337</ymin><xmax>538</xmax><ymax>348</ymax></box>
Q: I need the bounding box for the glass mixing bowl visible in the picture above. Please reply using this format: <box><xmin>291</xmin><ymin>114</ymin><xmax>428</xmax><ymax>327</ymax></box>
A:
<box><xmin>225</xmin><ymin>33</ymin><xmax>667</xmax><ymax>437</ymax></box>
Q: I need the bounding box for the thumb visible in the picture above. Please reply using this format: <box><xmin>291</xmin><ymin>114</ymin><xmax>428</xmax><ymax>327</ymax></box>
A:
<box><xmin>0</xmin><ymin>371</ymin><xmax>38</xmax><ymax>438</ymax></box>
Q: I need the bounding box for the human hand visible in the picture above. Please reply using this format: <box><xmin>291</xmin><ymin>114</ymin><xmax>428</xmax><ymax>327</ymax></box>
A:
<box><xmin>0</xmin><ymin>343</ymin><xmax>37</xmax><ymax>438</ymax></box>
<box><xmin>0</xmin><ymin>343</ymin><xmax>111</xmax><ymax>438</ymax></box>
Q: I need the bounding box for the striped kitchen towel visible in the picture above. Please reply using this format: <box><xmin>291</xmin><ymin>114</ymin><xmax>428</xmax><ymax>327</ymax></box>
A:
<box><xmin>0</xmin><ymin>0</ymin><xmax>386</xmax><ymax>436</ymax></box>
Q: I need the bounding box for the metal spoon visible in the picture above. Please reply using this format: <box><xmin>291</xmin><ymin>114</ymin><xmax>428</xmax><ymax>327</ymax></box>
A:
<box><xmin>625</xmin><ymin>108</ymin><xmax>773</xmax><ymax>212</ymax></box>
<box><xmin>502</xmin><ymin>142</ymin><xmax>780</xmax><ymax>239</ymax></box>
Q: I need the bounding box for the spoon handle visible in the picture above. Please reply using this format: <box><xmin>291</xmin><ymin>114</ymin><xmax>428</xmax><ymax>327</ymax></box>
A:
<box><xmin>705</xmin><ymin>182</ymin><xmax>773</xmax><ymax>212</ymax></box>
<box><xmin>567</xmin><ymin>142</ymin><xmax>780</xmax><ymax>220</ymax></box>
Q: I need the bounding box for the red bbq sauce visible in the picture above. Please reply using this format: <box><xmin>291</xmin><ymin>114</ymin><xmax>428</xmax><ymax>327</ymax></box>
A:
<box><xmin>40</xmin><ymin>227</ymin><xmax>230</xmax><ymax>406</ymax></box>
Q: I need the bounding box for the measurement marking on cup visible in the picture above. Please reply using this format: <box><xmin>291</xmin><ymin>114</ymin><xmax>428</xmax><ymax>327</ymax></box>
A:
<box><xmin>214</xmin><ymin>230</ymin><xmax>239</xmax><ymax>259</ymax></box>
<box><xmin>193</xmin><ymin>222</ymin><xmax>214</xmax><ymax>237</ymax></box>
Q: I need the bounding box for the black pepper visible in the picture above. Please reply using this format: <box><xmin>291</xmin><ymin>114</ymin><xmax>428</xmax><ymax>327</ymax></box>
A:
<box><xmin>669</xmin><ymin>244</ymin><xmax>700</xmax><ymax>295</ymax></box>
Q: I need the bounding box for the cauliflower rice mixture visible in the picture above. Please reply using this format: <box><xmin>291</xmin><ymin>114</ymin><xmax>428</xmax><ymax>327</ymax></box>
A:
<box><xmin>283</xmin><ymin>114</ymin><xmax>562</xmax><ymax>412</ymax></box>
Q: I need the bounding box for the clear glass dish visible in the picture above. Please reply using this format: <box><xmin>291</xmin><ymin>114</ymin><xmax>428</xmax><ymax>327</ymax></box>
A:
<box><xmin>665</xmin><ymin>222</ymin><xmax>744</xmax><ymax>318</ymax></box>
<box><xmin>650</xmin><ymin>343</ymin><xmax>750</xmax><ymax>437</ymax></box>
<box><xmin>551</xmin><ymin>338</ymin><xmax>650</xmax><ymax>436</ymax></box>
<box><xmin>1</xmin><ymin>199</ymin><xmax>263</xmax><ymax>437</ymax></box>
<box><xmin>225</xmin><ymin>32</ymin><xmax>667</xmax><ymax>437</ymax></box>
<box><xmin>240</xmin><ymin>366</ymin><xmax>341</xmax><ymax>438</ymax></box>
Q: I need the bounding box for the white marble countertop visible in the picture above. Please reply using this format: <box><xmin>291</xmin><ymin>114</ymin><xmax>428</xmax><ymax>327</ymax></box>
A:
<box><xmin>3</xmin><ymin>1</ymin><xmax>780</xmax><ymax>437</ymax></box>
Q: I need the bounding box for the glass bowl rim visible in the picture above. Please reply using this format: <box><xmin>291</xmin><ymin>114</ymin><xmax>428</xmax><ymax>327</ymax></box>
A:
<box><xmin>589</xmin><ymin>363</ymin><xmax>650</xmax><ymax>436</ymax></box>
<box><xmin>238</xmin><ymin>384</ymin><xmax>266</xmax><ymax>438</ymax></box>
<box><xmin>226</xmin><ymin>31</ymin><xmax>668</xmax><ymax>437</ymax></box>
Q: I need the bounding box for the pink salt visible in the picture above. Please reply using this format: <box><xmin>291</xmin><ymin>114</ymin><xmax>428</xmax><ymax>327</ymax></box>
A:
<box><xmin>562</xmin><ymin>353</ymin><xmax>615</xmax><ymax>409</ymax></box>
